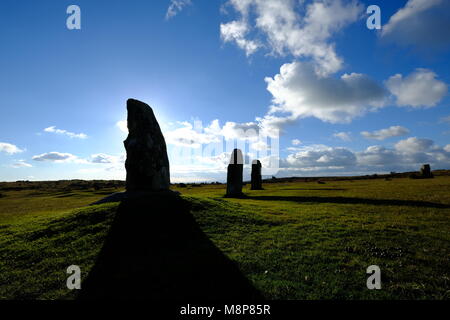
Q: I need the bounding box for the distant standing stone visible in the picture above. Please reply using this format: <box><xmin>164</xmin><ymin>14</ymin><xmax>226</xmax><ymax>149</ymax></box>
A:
<box><xmin>251</xmin><ymin>160</ymin><xmax>263</xmax><ymax>190</ymax></box>
<box><xmin>124</xmin><ymin>99</ymin><xmax>170</xmax><ymax>192</ymax></box>
<box><xmin>226</xmin><ymin>149</ymin><xmax>244</xmax><ymax>197</ymax></box>
<box><xmin>420</xmin><ymin>164</ymin><xmax>433</xmax><ymax>178</ymax></box>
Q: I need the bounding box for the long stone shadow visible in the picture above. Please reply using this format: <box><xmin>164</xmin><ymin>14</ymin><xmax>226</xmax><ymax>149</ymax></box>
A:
<box><xmin>78</xmin><ymin>194</ymin><xmax>262</xmax><ymax>300</ymax></box>
<box><xmin>280</xmin><ymin>188</ymin><xmax>347</xmax><ymax>191</ymax></box>
<box><xmin>244</xmin><ymin>195</ymin><xmax>450</xmax><ymax>209</ymax></box>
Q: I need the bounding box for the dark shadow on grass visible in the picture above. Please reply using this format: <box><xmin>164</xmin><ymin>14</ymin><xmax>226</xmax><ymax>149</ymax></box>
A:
<box><xmin>93</xmin><ymin>190</ymin><xmax>120</xmax><ymax>195</ymax></box>
<box><xmin>280</xmin><ymin>188</ymin><xmax>347</xmax><ymax>191</ymax></box>
<box><xmin>78</xmin><ymin>194</ymin><xmax>262</xmax><ymax>300</ymax></box>
<box><xmin>244</xmin><ymin>195</ymin><xmax>450</xmax><ymax>208</ymax></box>
<box><xmin>54</xmin><ymin>193</ymin><xmax>77</xmax><ymax>198</ymax></box>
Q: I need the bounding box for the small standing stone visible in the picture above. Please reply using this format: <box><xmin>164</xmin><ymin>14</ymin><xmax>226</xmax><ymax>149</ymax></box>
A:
<box><xmin>226</xmin><ymin>149</ymin><xmax>244</xmax><ymax>197</ymax></box>
<box><xmin>251</xmin><ymin>160</ymin><xmax>263</xmax><ymax>190</ymax></box>
<box><xmin>124</xmin><ymin>99</ymin><xmax>170</xmax><ymax>192</ymax></box>
<box><xmin>420</xmin><ymin>164</ymin><xmax>433</xmax><ymax>178</ymax></box>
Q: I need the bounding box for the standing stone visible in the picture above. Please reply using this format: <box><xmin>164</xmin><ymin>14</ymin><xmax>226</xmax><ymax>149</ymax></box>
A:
<box><xmin>226</xmin><ymin>149</ymin><xmax>243</xmax><ymax>197</ymax></box>
<box><xmin>420</xmin><ymin>164</ymin><xmax>433</xmax><ymax>178</ymax></box>
<box><xmin>251</xmin><ymin>160</ymin><xmax>263</xmax><ymax>190</ymax></box>
<box><xmin>124</xmin><ymin>99</ymin><xmax>170</xmax><ymax>192</ymax></box>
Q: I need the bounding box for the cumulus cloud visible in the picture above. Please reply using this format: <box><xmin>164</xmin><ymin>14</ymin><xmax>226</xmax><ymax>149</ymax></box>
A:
<box><xmin>165</xmin><ymin>120</ymin><xmax>221</xmax><ymax>148</ymax></box>
<box><xmin>333</xmin><ymin>132</ymin><xmax>351</xmax><ymax>141</ymax></box>
<box><xmin>256</xmin><ymin>114</ymin><xmax>297</xmax><ymax>137</ymax></box>
<box><xmin>166</xmin><ymin>0</ymin><xmax>192</xmax><ymax>20</ymax></box>
<box><xmin>394</xmin><ymin>137</ymin><xmax>435</xmax><ymax>153</ymax></box>
<box><xmin>285</xmin><ymin>145</ymin><xmax>357</xmax><ymax>169</ymax></box>
<box><xmin>220</xmin><ymin>20</ymin><xmax>261</xmax><ymax>56</ymax></box>
<box><xmin>221</xmin><ymin>121</ymin><xmax>260</xmax><ymax>140</ymax></box>
<box><xmin>0</xmin><ymin>142</ymin><xmax>24</xmax><ymax>155</ymax></box>
<box><xmin>32</xmin><ymin>152</ymin><xmax>78</xmax><ymax>162</ymax></box>
<box><xmin>382</xmin><ymin>0</ymin><xmax>450</xmax><ymax>49</ymax></box>
<box><xmin>361</xmin><ymin>126</ymin><xmax>410</xmax><ymax>140</ymax></box>
<box><xmin>391</xmin><ymin>137</ymin><xmax>450</xmax><ymax>167</ymax></box>
<box><xmin>170</xmin><ymin>150</ymin><xmax>259</xmax><ymax>182</ymax></box>
<box><xmin>265</xmin><ymin>61</ymin><xmax>386</xmax><ymax>123</ymax></box>
<box><xmin>165</xmin><ymin>118</ymin><xmax>282</xmax><ymax>149</ymax></box>
<box><xmin>280</xmin><ymin>137</ymin><xmax>450</xmax><ymax>175</ymax></box>
<box><xmin>221</xmin><ymin>0</ymin><xmax>363</xmax><ymax>75</ymax></box>
<box><xmin>356</xmin><ymin>146</ymin><xmax>400</xmax><ymax>166</ymax></box>
<box><xmin>385</xmin><ymin>69</ymin><xmax>448</xmax><ymax>108</ymax></box>
<box><xmin>194</xmin><ymin>151</ymin><xmax>232</xmax><ymax>168</ymax></box>
<box><xmin>250</xmin><ymin>140</ymin><xmax>269</xmax><ymax>151</ymax></box>
<box><xmin>292</xmin><ymin>139</ymin><xmax>302</xmax><ymax>146</ymax></box>
<box><xmin>44</xmin><ymin>126</ymin><xmax>88</xmax><ymax>139</ymax></box>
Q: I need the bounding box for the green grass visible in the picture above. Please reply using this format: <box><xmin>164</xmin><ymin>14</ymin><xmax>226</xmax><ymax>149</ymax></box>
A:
<box><xmin>0</xmin><ymin>203</ymin><xmax>117</xmax><ymax>299</ymax></box>
<box><xmin>0</xmin><ymin>187</ymin><xmax>120</xmax><ymax>224</ymax></box>
<box><xmin>0</xmin><ymin>177</ymin><xmax>449</xmax><ymax>299</ymax></box>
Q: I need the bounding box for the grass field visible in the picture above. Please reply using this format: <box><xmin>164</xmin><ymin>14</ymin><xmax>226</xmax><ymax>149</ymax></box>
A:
<box><xmin>0</xmin><ymin>176</ymin><xmax>449</xmax><ymax>299</ymax></box>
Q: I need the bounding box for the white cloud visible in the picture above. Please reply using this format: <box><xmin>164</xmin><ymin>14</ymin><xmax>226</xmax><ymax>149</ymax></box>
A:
<box><xmin>10</xmin><ymin>160</ymin><xmax>33</xmax><ymax>168</ymax></box>
<box><xmin>356</xmin><ymin>137</ymin><xmax>450</xmax><ymax>170</ymax></box>
<box><xmin>89</xmin><ymin>153</ymin><xmax>124</xmax><ymax>164</ymax></box>
<box><xmin>333</xmin><ymin>132</ymin><xmax>351</xmax><ymax>141</ymax></box>
<box><xmin>285</xmin><ymin>145</ymin><xmax>357</xmax><ymax>169</ymax></box>
<box><xmin>250</xmin><ymin>140</ymin><xmax>269</xmax><ymax>151</ymax></box>
<box><xmin>256</xmin><ymin>114</ymin><xmax>297</xmax><ymax>137</ymax></box>
<box><xmin>279</xmin><ymin>137</ymin><xmax>450</xmax><ymax>175</ymax></box>
<box><xmin>385</xmin><ymin>69</ymin><xmax>448</xmax><ymax>108</ymax></box>
<box><xmin>265</xmin><ymin>61</ymin><xmax>386</xmax><ymax>123</ymax></box>
<box><xmin>221</xmin><ymin>121</ymin><xmax>260</xmax><ymax>140</ymax></box>
<box><xmin>32</xmin><ymin>151</ymin><xmax>125</xmax><ymax>166</ymax></box>
<box><xmin>292</xmin><ymin>139</ymin><xmax>302</xmax><ymax>146</ymax></box>
<box><xmin>356</xmin><ymin>146</ymin><xmax>400</xmax><ymax>166</ymax></box>
<box><xmin>0</xmin><ymin>142</ymin><xmax>24</xmax><ymax>155</ymax></box>
<box><xmin>394</xmin><ymin>137</ymin><xmax>435</xmax><ymax>153</ymax></box>
<box><xmin>194</xmin><ymin>151</ymin><xmax>231</xmax><ymax>168</ymax></box>
<box><xmin>89</xmin><ymin>153</ymin><xmax>125</xmax><ymax>175</ymax></box>
<box><xmin>382</xmin><ymin>0</ymin><xmax>450</xmax><ymax>48</ymax></box>
<box><xmin>116</xmin><ymin>120</ymin><xmax>128</xmax><ymax>133</ymax></box>
<box><xmin>165</xmin><ymin>120</ymin><xmax>221</xmax><ymax>148</ymax></box>
<box><xmin>165</xmin><ymin>119</ymin><xmax>274</xmax><ymax>149</ymax></box>
<box><xmin>32</xmin><ymin>152</ymin><xmax>78</xmax><ymax>162</ymax></box>
<box><xmin>361</xmin><ymin>126</ymin><xmax>410</xmax><ymax>140</ymax></box>
<box><xmin>220</xmin><ymin>20</ymin><xmax>261</xmax><ymax>56</ymax></box>
<box><xmin>170</xmin><ymin>150</ymin><xmax>258</xmax><ymax>182</ymax></box>
<box><xmin>44</xmin><ymin>126</ymin><xmax>88</xmax><ymax>139</ymax></box>
<box><xmin>166</xmin><ymin>0</ymin><xmax>192</xmax><ymax>20</ymax></box>
<box><xmin>89</xmin><ymin>133</ymin><xmax>448</xmax><ymax>182</ymax></box>
<box><xmin>392</xmin><ymin>137</ymin><xmax>448</xmax><ymax>167</ymax></box>
<box><xmin>221</xmin><ymin>0</ymin><xmax>363</xmax><ymax>75</ymax></box>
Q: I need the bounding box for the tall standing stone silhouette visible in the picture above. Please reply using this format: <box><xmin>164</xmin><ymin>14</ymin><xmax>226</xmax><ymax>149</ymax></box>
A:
<box><xmin>124</xmin><ymin>99</ymin><xmax>170</xmax><ymax>192</ymax></box>
<box><xmin>251</xmin><ymin>160</ymin><xmax>262</xmax><ymax>190</ymax></box>
<box><xmin>226</xmin><ymin>149</ymin><xmax>244</xmax><ymax>197</ymax></box>
<box><xmin>420</xmin><ymin>164</ymin><xmax>433</xmax><ymax>178</ymax></box>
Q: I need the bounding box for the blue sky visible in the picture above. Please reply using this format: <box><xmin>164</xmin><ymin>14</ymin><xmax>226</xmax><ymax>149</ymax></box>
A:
<box><xmin>0</xmin><ymin>0</ymin><xmax>449</xmax><ymax>182</ymax></box>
